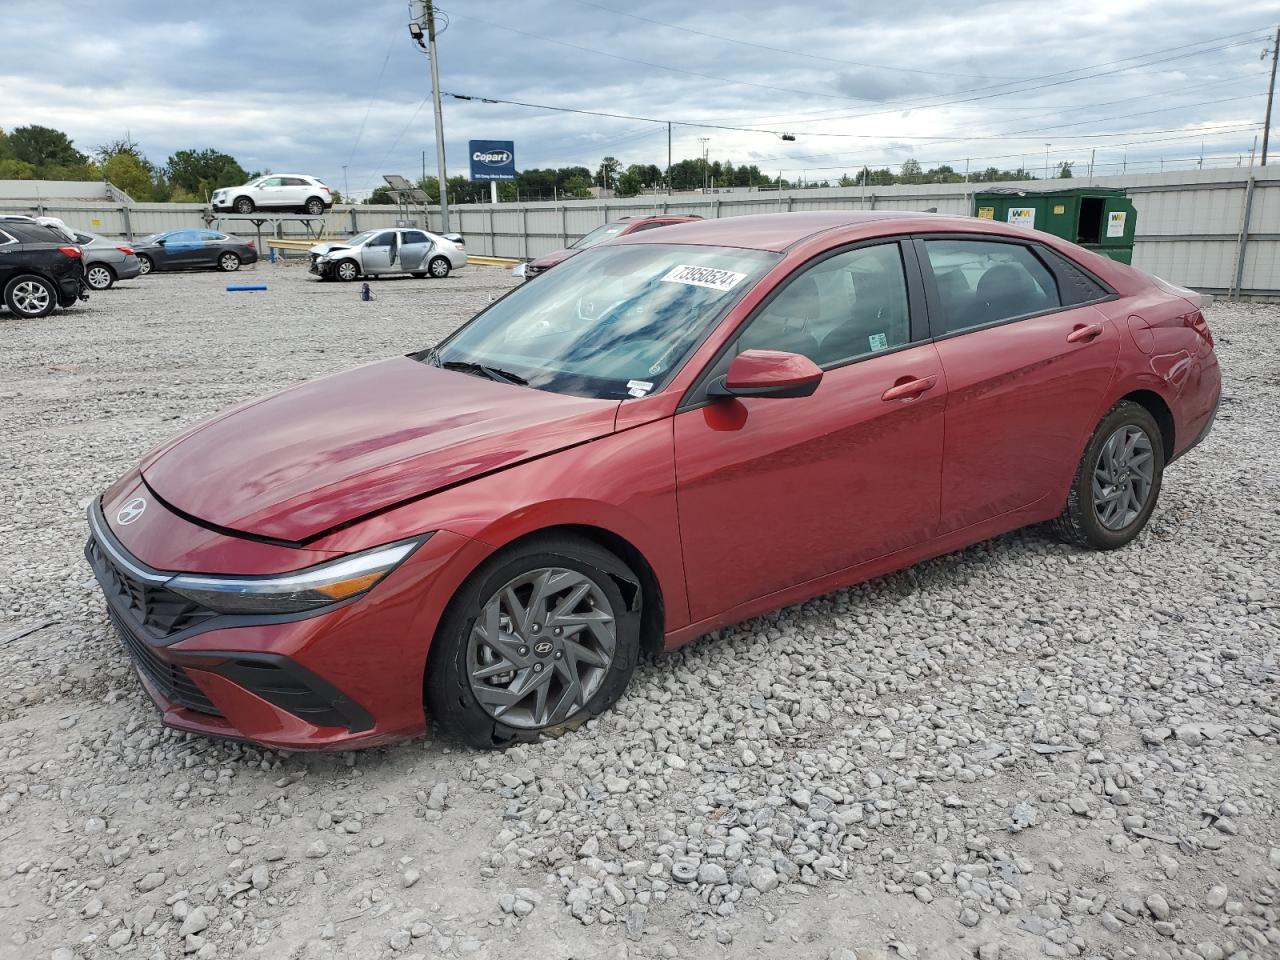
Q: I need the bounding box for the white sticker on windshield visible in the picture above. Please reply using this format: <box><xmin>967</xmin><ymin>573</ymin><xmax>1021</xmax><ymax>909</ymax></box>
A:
<box><xmin>660</xmin><ymin>264</ymin><xmax>747</xmax><ymax>292</ymax></box>
<box><xmin>626</xmin><ymin>380</ymin><xmax>653</xmax><ymax>398</ymax></box>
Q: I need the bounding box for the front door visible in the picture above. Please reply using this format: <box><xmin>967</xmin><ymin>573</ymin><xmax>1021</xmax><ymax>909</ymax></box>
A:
<box><xmin>919</xmin><ymin>236</ymin><xmax>1121</xmax><ymax>532</ymax></box>
<box><xmin>674</xmin><ymin>241</ymin><xmax>947</xmax><ymax>622</ymax></box>
<box><xmin>159</xmin><ymin>230</ymin><xmax>207</xmax><ymax>268</ymax></box>
<box><xmin>362</xmin><ymin>231</ymin><xmax>397</xmax><ymax>274</ymax></box>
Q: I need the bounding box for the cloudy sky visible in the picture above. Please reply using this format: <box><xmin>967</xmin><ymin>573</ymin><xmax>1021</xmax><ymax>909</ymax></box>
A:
<box><xmin>2</xmin><ymin>0</ymin><xmax>1275</xmax><ymax>196</ymax></box>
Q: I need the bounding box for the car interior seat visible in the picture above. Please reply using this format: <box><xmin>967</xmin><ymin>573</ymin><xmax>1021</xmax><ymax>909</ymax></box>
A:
<box><xmin>965</xmin><ymin>263</ymin><xmax>1047</xmax><ymax>328</ymax></box>
<box><xmin>820</xmin><ymin>270</ymin><xmax>909</xmax><ymax>362</ymax></box>
<box><xmin>738</xmin><ymin>274</ymin><xmax>822</xmax><ymax>361</ymax></box>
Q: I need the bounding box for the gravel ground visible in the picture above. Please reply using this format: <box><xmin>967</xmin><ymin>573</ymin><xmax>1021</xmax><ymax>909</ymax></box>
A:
<box><xmin>0</xmin><ymin>261</ymin><xmax>1277</xmax><ymax>960</ymax></box>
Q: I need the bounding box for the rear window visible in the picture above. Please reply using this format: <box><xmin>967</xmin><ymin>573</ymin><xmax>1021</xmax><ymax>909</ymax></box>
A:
<box><xmin>3</xmin><ymin>222</ymin><xmax>64</xmax><ymax>243</ymax></box>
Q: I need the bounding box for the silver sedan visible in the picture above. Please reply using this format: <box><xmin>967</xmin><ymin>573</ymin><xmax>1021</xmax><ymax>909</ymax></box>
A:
<box><xmin>309</xmin><ymin>228</ymin><xmax>467</xmax><ymax>281</ymax></box>
<box><xmin>72</xmin><ymin>230</ymin><xmax>143</xmax><ymax>290</ymax></box>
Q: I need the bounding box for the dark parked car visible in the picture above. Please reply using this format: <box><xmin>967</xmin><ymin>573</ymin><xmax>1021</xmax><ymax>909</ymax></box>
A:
<box><xmin>516</xmin><ymin>215</ymin><xmax>702</xmax><ymax>279</ymax></box>
<box><xmin>86</xmin><ymin>212</ymin><xmax>1219</xmax><ymax>751</ymax></box>
<box><xmin>0</xmin><ymin>221</ymin><xmax>87</xmax><ymax>318</ymax></box>
<box><xmin>133</xmin><ymin>230</ymin><xmax>258</xmax><ymax>274</ymax></box>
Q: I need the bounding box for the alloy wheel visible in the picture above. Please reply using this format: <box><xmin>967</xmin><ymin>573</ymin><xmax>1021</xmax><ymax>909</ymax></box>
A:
<box><xmin>466</xmin><ymin>567</ymin><xmax>616</xmax><ymax>730</ymax></box>
<box><xmin>430</xmin><ymin>257</ymin><xmax>449</xmax><ymax>277</ymax></box>
<box><xmin>138</xmin><ymin>257</ymin><xmax>152</xmax><ymax>275</ymax></box>
<box><xmin>86</xmin><ymin>265</ymin><xmax>112</xmax><ymax>289</ymax></box>
<box><xmin>11</xmin><ymin>280</ymin><xmax>51</xmax><ymax>315</ymax></box>
<box><xmin>337</xmin><ymin>261</ymin><xmax>358</xmax><ymax>281</ymax></box>
<box><xmin>1092</xmin><ymin>424</ymin><xmax>1155</xmax><ymax>530</ymax></box>
<box><xmin>220</xmin><ymin>253</ymin><xmax>239</xmax><ymax>271</ymax></box>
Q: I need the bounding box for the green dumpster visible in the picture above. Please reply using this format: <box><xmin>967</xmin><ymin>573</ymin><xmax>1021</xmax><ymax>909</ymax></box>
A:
<box><xmin>973</xmin><ymin>186</ymin><xmax>1137</xmax><ymax>264</ymax></box>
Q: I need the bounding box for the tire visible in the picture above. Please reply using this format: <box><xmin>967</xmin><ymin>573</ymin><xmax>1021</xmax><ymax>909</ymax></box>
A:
<box><xmin>334</xmin><ymin>259</ymin><xmax>360</xmax><ymax>282</ymax></box>
<box><xmin>233</xmin><ymin>196</ymin><xmax>255</xmax><ymax>215</ymax></box>
<box><xmin>4</xmin><ymin>274</ymin><xmax>57</xmax><ymax>318</ymax></box>
<box><xmin>428</xmin><ymin>255</ymin><xmax>451</xmax><ymax>279</ymax></box>
<box><xmin>1051</xmin><ymin>400</ymin><xmax>1165</xmax><ymax>550</ymax></box>
<box><xmin>304</xmin><ymin>197</ymin><xmax>325</xmax><ymax>216</ymax></box>
<box><xmin>426</xmin><ymin>535</ymin><xmax>642</xmax><ymax>749</ymax></box>
<box><xmin>85</xmin><ymin>263</ymin><xmax>115</xmax><ymax>290</ymax></box>
<box><xmin>217</xmin><ymin>251</ymin><xmax>241</xmax><ymax>272</ymax></box>
<box><xmin>137</xmin><ymin>254</ymin><xmax>153</xmax><ymax>276</ymax></box>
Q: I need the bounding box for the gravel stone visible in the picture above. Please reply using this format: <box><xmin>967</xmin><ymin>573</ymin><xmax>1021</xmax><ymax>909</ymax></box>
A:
<box><xmin>2</xmin><ymin>273</ymin><xmax>1277</xmax><ymax>958</ymax></box>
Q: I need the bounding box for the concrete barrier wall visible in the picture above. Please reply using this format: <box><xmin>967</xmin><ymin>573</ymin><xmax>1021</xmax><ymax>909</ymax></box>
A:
<box><xmin>4</xmin><ymin>168</ymin><xmax>1277</xmax><ymax>294</ymax></box>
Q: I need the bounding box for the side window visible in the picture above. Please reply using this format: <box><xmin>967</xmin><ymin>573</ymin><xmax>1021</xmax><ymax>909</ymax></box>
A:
<box><xmin>367</xmin><ymin>232</ymin><xmax>395</xmax><ymax>247</ymax></box>
<box><xmin>198</xmin><ymin>231</ymin><xmax>225</xmax><ymax>242</ymax></box>
<box><xmin>282</xmin><ymin>177</ymin><xmax>307</xmax><ymax>187</ymax></box>
<box><xmin>258</xmin><ymin>177</ymin><xmax>282</xmax><ymax>188</ymax></box>
<box><xmin>735</xmin><ymin>243</ymin><xmax>911</xmax><ymax>366</ymax></box>
<box><xmin>924</xmin><ymin>239</ymin><xmax>1061</xmax><ymax>335</ymax></box>
<box><xmin>402</xmin><ymin>231</ymin><xmax>429</xmax><ymax>245</ymax></box>
<box><xmin>167</xmin><ymin>230</ymin><xmax>202</xmax><ymax>243</ymax></box>
<box><xmin>1036</xmin><ymin>247</ymin><xmax>1110</xmax><ymax>305</ymax></box>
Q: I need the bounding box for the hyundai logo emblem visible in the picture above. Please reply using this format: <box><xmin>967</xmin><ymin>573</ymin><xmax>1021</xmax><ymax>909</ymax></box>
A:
<box><xmin>473</xmin><ymin>149</ymin><xmax>512</xmax><ymax>166</ymax></box>
<box><xmin>116</xmin><ymin>497</ymin><xmax>146</xmax><ymax>525</ymax></box>
<box><xmin>533</xmin><ymin>640</ymin><xmax>554</xmax><ymax>656</ymax></box>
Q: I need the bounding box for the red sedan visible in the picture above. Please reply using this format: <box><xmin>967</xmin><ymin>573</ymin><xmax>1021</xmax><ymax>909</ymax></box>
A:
<box><xmin>518</xmin><ymin>214</ymin><xmax>701</xmax><ymax>279</ymax></box>
<box><xmin>86</xmin><ymin>212</ymin><xmax>1220</xmax><ymax>750</ymax></box>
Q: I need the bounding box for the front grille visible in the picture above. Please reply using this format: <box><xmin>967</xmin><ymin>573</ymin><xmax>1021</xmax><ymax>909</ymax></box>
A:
<box><xmin>87</xmin><ymin>536</ymin><xmax>218</xmax><ymax>638</ymax></box>
<box><xmin>108</xmin><ymin>609</ymin><xmax>222</xmax><ymax>716</ymax></box>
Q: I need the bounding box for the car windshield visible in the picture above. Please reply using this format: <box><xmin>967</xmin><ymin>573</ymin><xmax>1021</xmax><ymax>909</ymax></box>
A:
<box><xmin>570</xmin><ymin>221</ymin><xmax>629</xmax><ymax>250</ymax></box>
<box><xmin>341</xmin><ymin>231</ymin><xmax>378</xmax><ymax>247</ymax></box>
<box><xmin>424</xmin><ymin>243</ymin><xmax>779</xmax><ymax>400</ymax></box>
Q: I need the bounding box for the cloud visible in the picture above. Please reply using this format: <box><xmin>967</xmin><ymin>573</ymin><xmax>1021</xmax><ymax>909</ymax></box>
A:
<box><xmin>1</xmin><ymin>0</ymin><xmax>1273</xmax><ymax>191</ymax></box>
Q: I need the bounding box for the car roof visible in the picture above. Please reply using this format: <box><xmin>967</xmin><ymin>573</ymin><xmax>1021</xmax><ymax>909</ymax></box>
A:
<box><xmin>613</xmin><ymin>210</ymin><xmax>993</xmax><ymax>252</ymax></box>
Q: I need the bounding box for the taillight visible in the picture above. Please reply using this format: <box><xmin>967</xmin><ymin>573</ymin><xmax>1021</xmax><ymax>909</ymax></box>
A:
<box><xmin>117</xmin><ymin>245</ymin><xmax>135</xmax><ymax>256</ymax></box>
<box><xmin>58</xmin><ymin>245</ymin><xmax>81</xmax><ymax>258</ymax></box>
<box><xmin>247</xmin><ymin>241</ymin><xmax>256</xmax><ymax>250</ymax></box>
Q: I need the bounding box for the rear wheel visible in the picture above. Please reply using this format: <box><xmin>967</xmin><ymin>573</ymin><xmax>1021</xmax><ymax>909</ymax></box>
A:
<box><xmin>428</xmin><ymin>255</ymin><xmax>450</xmax><ymax>278</ymax></box>
<box><xmin>426</xmin><ymin>535</ymin><xmax>641</xmax><ymax>748</ymax></box>
<box><xmin>1052</xmin><ymin>400</ymin><xmax>1164</xmax><ymax>550</ymax></box>
<box><xmin>85</xmin><ymin>263</ymin><xmax>115</xmax><ymax>290</ymax></box>
<box><xmin>233</xmin><ymin>196</ymin><xmax>255</xmax><ymax>214</ymax></box>
<box><xmin>217</xmin><ymin>251</ymin><xmax>241</xmax><ymax>272</ymax></box>
<box><xmin>335</xmin><ymin>259</ymin><xmax>359</xmax><ymax>282</ymax></box>
<box><xmin>4</xmin><ymin>275</ymin><xmax>56</xmax><ymax>318</ymax></box>
<box><xmin>137</xmin><ymin>255</ymin><xmax>154</xmax><ymax>276</ymax></box>
<box><xmin>304</xmin><ymin>197</ymin><xmax>325</xmax><ymax>216</ymax></box>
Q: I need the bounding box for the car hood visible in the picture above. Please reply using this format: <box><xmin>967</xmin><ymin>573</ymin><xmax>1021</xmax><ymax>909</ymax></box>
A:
<box><xmin>530</xmin><ymin>248</ymin><xmax>579</xmax><ymax>270</ymax></box>
<box><xmin>139</xmin><ymin>357</ymin><xmax>620</xmax><ymax>543</ymax></box>
<box><xmin>310</xmin><ymin>242</ymin><xmax>352</xmax><ymax>256</ymax></box>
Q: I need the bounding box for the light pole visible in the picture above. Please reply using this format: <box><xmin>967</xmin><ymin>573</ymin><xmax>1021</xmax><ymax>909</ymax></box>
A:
<box><xmin>408</xmin><ymin>2</ymin><xmax>451</xmax><ymax>231</ymax></box>
<box><xmin>699</xmin><ymin>137</ymin><xmax>710</xmax><ymax>193</ymax></box>
<box><xmin>342</xmin><ymin>164</ymin><xmax>349</xmax><ymax>202</ymax></box>
<box><xmin>1044</xmin><ymin>143</ymin><xmax>1051</xmax><ymax>179</ymax></box>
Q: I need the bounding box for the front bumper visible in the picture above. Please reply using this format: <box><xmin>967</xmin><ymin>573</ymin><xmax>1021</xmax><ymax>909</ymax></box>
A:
<box><xmin>83</xmin><ymin>499</ymin><xmax>472</xmax><ymax>750</ymax></box>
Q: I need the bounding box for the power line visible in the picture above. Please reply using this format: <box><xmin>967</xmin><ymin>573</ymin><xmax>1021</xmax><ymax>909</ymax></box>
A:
<box><xmin>563</xmin><ymin>0</ymin><xmax>1024</xmax><ymax>81</ymax></box>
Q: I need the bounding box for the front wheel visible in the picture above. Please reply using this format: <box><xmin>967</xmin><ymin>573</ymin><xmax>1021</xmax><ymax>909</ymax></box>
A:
<box><xmin>4</xmin><ymin>275</ymin><xmax>57</xmax><ymax>318</ymax></box>
<box><xmin>428</xmin><ymin>256</ymin><xmax>451</xmax><ymax>278</ymax></box>
<box><xmin>137</xmin><ymin>255</ymin><xmax>153</xmax><ymax>276</ymax></box>
<box><xmin>1052</xmin><ymin>400</ymin><xmax>1165</xmax><ymax>550</ymax></box>
<box><xmin>304</xmin><ymin>197</ymin><xmax>325</xmax><ymax>216</ymax></box>
<box><xmin>217</xmin><ymin>251</ymin><xmax>241</xmax><ymax>272</ymax></box>
<box><xmin>334</xmin><ymin>259</ymin><xmax>359</xmax><ymax>282</ymax></box>
<box><xmin>85</xmin><ymin>263</ymin><xmax>115</xmax><ymax>290</ymax></box>
<box><xmin>426</xmin><ymin>536</ymin><xmax>641</xmax><ymax>748</ymax></box>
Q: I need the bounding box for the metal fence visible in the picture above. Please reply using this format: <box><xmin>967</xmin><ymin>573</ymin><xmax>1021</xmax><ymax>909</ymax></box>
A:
<box><xmin>3</xmin><ymin>168</ymin><xmax>1277</xmax><ymax>294</ymax></box>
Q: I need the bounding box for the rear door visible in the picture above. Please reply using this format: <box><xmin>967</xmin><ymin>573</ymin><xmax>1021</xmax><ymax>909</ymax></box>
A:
<box><xmin>280</xmin><ymin>177</ymin><xmax>310</xmax><ymax>207</ymax></box>
<box><xmin>399</xmin><ymin>230</ymin><xmax>431</xmax><ymax>272</ymax></box>
<box><xmin>674</xmin><ymin>239</ymin><xmax>947</xmax><ymax>621</ymax></box>
<box><xmin>159</xmin><ymin>230</ymin><xmax>207</xmax><ymax>268</ymax></box>
<box><xmin>919</xmin><ymin>235</ymin><xmax>1120</xmax><ymax>532</ymax></box>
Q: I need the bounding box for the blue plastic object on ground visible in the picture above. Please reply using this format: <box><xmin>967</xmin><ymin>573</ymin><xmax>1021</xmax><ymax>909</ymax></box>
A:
<box><xmin>226</xmin><ymin>284</ymin><xmax>268</xmax><ymax>291</ymax></box>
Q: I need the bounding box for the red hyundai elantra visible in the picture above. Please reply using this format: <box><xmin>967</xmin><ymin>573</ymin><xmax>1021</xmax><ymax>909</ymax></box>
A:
<box><xmin>87</xmin><ymin>212</ymin><xmax>1220</xmax><ymax>750</ymax></box>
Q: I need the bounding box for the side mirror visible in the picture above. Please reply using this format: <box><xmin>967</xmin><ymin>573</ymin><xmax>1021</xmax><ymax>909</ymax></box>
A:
<box><xmin>708</xmin><ymin>349</ymin><xmax>823</xmax><ymax>399</ymax></box>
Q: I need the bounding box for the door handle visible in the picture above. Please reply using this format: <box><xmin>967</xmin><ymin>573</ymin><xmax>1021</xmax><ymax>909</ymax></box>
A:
<box><xmin>1066</xmin><ymin>323</ymin><xmax>1104</xmax><ymax>343</ymax></box>
<box><xmin>881</xmin><ymin>374</ymin><xmax>937</xmax><ymax>402</ymax></box>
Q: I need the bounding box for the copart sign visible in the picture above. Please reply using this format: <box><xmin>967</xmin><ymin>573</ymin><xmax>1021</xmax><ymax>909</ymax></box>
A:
<box><xmin>469</xmin><ymin>140</ymin><xmax>517</xmax><ymax>182</ymax></box>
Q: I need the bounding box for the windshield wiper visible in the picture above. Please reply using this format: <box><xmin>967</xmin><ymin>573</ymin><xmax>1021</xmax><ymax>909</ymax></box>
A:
<box><xmin>415</xmin><ymin>346</ymin><xmax>528</xmax><ymax>386</ymax></box>
<box><xmin>441</xmin><ymin>360</ymin><xmax>528</xmax><ymax>386</ymax></box>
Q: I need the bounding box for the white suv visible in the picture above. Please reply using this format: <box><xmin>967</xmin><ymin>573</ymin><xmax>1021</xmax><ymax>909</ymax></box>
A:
<box><xmin>212</xmin><ymin>175</ymin><xmax>333</xmax><ymax>216</ymax></box>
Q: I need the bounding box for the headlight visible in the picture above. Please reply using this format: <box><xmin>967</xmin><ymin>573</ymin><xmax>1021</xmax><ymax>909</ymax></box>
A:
<box><xmin>166</xmin><ymin>537</ymin><xmax>425</xmax><ymax>615</ymax></box>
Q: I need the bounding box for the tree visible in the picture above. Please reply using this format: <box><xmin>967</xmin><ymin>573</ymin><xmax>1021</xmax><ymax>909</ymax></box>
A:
<box><xmin>101</xmin><ymin>153</ymin><xmax>155</xmax><ymax>201</ymax></box>
<box><xmin>562</xmin><ymin>174</ymin><xmax>593</xmax><ymax>199</ymax></box>
<box><xmin>9</xmin><ymin>125</ymin><xmax>85</xmax><ymax>169</ymax></box>
<box><xmin>166</xmin><ymin>148</ymin><xmax>249</xmax><ymax>198</ymax></box>
<box><xmin>614</xmin><ymin>166</ymin><xmax>645</xmax><ymax>198</ymax></box>
<box><xmin>0</xmin><ymin>158</ymin><xmax>36</xmax><ymax>179</ymax></box>
<box><xmin>1057</xmin><ymin>161</ymin><xmax>1074</xmax><ymax>179</ymax></box>
<box><xmin>898</xmin><ymin>158</ymin><xmax>923</xmax><ymax>184</ymax></box>
<box><xmin>594</xmin><ymin>156</ymin><xmax>621</xmax><ymax>190</ymax></box>
<box><xmin>365</xmin><ymin>185</ymin><xmax>396</xmax><ymax>204</ymax></box>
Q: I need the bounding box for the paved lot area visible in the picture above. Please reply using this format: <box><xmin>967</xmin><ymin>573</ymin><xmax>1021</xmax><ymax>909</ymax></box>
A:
<box><xmin>0</xmin><ymin>261</ymin><xmax>1277</xmax><ymax>960</ymax></box>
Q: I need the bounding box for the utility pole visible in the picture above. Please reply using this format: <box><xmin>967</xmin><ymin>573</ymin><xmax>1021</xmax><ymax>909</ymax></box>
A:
<box><xmin>342</xmin><ymin>164</ymin><xmax>349</xmax><ymax>201</ymax></box>
<box><xmin>667</xmin><ymin>122</ymin><xmax>672</xmax><ymax>195</ymax></box>
<box><xmin>408</xmin><ymin>1</ymin><xmax>450</xmax><ymax>230</ymax></box>
<box><xmin>1262</xmin><ymin>26</ymin><xmax>1279</xmax><ymax>166</ymax></box>
<box><xmin>699</xmin><ymin>137</ymin><xmax>710</xmax><ymax>193</ymax></box>
<box><xmin>1044</xmin><ymin>143</ymin><xmax>1051</xmax><ymax>179</ymax></box>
